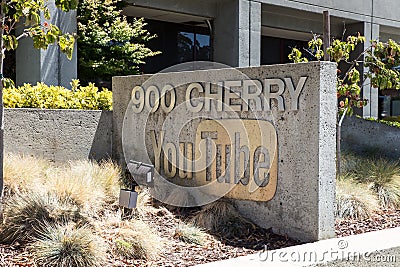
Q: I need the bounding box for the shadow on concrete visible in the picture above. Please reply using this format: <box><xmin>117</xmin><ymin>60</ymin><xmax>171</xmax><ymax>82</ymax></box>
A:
<box><xmin>89</xmin><ymin>111</ymin><xmax>113</xmax><ymax>161</ymax></box>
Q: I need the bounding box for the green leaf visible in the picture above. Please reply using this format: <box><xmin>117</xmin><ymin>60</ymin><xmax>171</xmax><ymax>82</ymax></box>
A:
<box><xmin>2</xmin><ymin>35</ymin><xmax>18</xmax><ymax>50</ymax></box>
<box><xmin>44</xmin><ymin>8</ymin><xmax>51</xmax><ymax>20</ymax></box>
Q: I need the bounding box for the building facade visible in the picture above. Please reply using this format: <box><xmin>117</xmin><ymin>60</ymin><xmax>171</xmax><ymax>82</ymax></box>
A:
<box><xmin>18</xmin><ymin>0</ymin><xmax>400</xmax><ymax>118</ymax></box>
<box><xmin>121</xmin><ymin>0</ymin><xmax>400</xmax><ymax>118</ymax></box>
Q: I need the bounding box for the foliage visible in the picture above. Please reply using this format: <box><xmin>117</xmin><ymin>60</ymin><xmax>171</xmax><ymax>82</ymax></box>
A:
<box><xmin>364</xmin><ymin>116</ymin><xmax>400</xmax><ymax>128</ymax></box>
<box><xmin>0</xmin><ymin>0</ymin><xmax>76</xmax><ymax>77</ymax></box>
<box><xmin>290</xmin><ymin>34</ymin><xmax>400</xmax><ymax>117</ymax></box>
<box><xmin>30</xmin><ymin>223</ymin><xmax>104</xmax><ymax>267</ymax></box>
<box><xmin>174</xmin><ymin>223</ymin><xmax>206</xmax><ymax>245</ymax></box>
<box><xmin>77</xmin><ymin>0</ymin><xmax>160</xmax><ymax>84</ymax></box>
<box><xmin>289</xmin><ymin>34</ymin><xmax>366</xmax><ymax>115</ymax></box>
<box><xmin>365</xmin><ymin>39</ymin><xmax>400</xmax><ymax>89</ymax></box>
<box><xmin>3</xmin><ymin>80</ymin><xmax>112</xmax><ymax>110</ymax></box>
<box><xmin>1</xmin><ymin>0</ymin><xmax>76</xmax><ymax>52</ymax></box>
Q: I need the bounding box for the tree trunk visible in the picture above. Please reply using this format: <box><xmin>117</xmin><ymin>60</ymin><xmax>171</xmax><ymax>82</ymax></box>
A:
<box><xmin>0</xmin><ymin>0</ymin><xmax>5</xmax><ymax>211</ymax></box>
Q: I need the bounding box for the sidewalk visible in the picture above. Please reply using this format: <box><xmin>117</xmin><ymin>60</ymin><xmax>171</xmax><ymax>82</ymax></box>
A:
<box><xmin>194</xmin><ymin>227</ymin><xmax>400</xmax><ymax>267</ymax></box>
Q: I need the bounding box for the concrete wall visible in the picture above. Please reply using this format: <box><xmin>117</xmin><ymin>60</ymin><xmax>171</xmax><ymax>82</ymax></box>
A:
<box><xmin>341</xmin><ymin>116</ymin><xmax>400</xmax><ymax>160</ymax></box>
<box><xmin>112</xmin><ymin>62</ymin><xmax>337</xmax><ymax>242</ymax></box>
<box><xmin>214</xmin><ymin>0</ymin><xmax>261</xmax><ymax>67</ymax></box>
<box><xmin>16</xmin><ymin>0</ymin><xmax>77</xmax><ymax>88</ymax></box>
<box><xmin>4</xmin><ymin>109</ymin><xmax>112</xmax><ymax>161</ymax></box>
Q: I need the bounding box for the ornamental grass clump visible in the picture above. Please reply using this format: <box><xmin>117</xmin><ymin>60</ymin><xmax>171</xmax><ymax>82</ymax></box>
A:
<box><xmin>3</xmin><ymin>154</ymin><xmax>51</xmax><ymax>196</ymax></box>
<box><xmin>30</xmin><ymin>223</ymin><xmax>104</xmax><ymax>267</ymax></box>
<box><xmin>353</xmin><ymin>158</ymin><xmax>400</xmax><ymax>208</ymax></box>
<box><xmin>336</xmin><ymin>175</ymin><xmax>378</xmax><ymax>220</ymax></box>
<box><xmin>174</xmin><ymin>223</ymin><xmax>206</xmax><ymax>245</ymax></box>
<box><xmin>44</xmin><ymin>160</ymin><xmax>122</xmax><ymax>218</ymax></box>
<box><xmin>114</xmin><ymin>220</ymin><xmax>161</xmax><ymax>260</ymax></box>
<box><xmin>0</xmin><ymin>192</ymin><xmax>84</xmax><ymax>244</ymax></box>
<box><xmin>190</xmin><ymin>199</ymin><xmax>255</xmax><ymax>239</ymax></box>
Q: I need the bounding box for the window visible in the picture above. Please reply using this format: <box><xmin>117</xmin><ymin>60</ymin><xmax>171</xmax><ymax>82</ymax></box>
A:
<box><xmin>261</xmin><ymin>36</ymin><xmax>310</xmax><ymax>65</ymax></box>
<box><xmin>139</xmin><ymin>20</ymin><xmax>212</xmax><ymax>74</ymax></box>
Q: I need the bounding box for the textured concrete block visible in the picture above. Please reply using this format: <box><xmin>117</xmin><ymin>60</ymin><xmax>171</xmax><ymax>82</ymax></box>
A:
<box><xmin>113</xmin><ymin>62</ymin><xmax>337</xmax><ymax>242</ymax></box>
<box><xmin>4</xmin><ymin>109</ymin><xmax>112</xmax><ymax>161</ymax></box>
<box><xmin>341</xmin><ymin>116</ymin><xmax>400</xmax><ymax>160</ymax></box>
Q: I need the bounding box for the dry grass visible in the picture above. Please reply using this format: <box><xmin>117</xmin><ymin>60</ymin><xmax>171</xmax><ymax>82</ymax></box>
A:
<box><xmin>45</xmin><ymin>163</ymin><xmax>105</xmax><ymax>217</ymax></box>
<box><xmin>30</xmin><ymin>223</ymin><xmax>105</xmax><ymax>267</ymax></box>
<box><xmin>174</xmin><ymin>223</ymin><xmax>206</xmax><ymax>245</ymax></box>
<box><xmin>350</xmin><ymin>157</ymin><xmax>400</xmax><ymax>208</ymax></box>
<box><xmin>340</xmin><ymin>152</ymin><xmax>361</xmax><ymax>174</ymax></box>
<box><xmin>370</xmin><ymin>177</ymin><xmax>400</xmax><ymax>209</ymax></box>
<box><xmin>41</xmin><ymin>160</ymin><xmax>121</xmax><ymax>217</ymax></box>
<box><xmin>114</xmin><ymin>220</ymin><xmax>162</xmax><ymax>260</ymax></box>
<box><xmin>3</xmin><ymin>155</ymin><xmax>122</xmax><ymax>216</ymax></box>
<box><xmin>353</xmin><ymin>158</ymin><xmax>400</xmax><ymax>185</ymax></box>
<box><xmin>1</xmin><ymin>154</ymin><xmax>169</xmax><ymax>265</ymax></box>
<box><xmin>94</xmin><ymin>160</ymin><xmax>121</xmax><ymax>200</ymax></box>
<box><xmin>134</xmin><ymin>189</ymin><xmax>159</xmax><ymax>217</ymax></box>
<box><xmin>191</xmin><ymin>199</ymin><xmax>255</xmax><ymax>238</ymax></box>
<box><xmin>3</xmin><ymin>154</ymin><xmax>51</xmax><ymax>195</ymax></box>
<box><xmin>0</xmin><ymin>191</ymin><xmax>84</xmax><ymax>244</ymax></box>
<box><xmin>336</xmin><ymin>177</ymin><xmax>379</xmax><ymax>220</ymax></box>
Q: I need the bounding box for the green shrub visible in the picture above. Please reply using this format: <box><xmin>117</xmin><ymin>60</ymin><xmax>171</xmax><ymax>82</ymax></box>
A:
<box><xmin>364</xmin><ymin>116</ymin><xmax>400</xmax><ymax>128</ymax></box>
<box><xmin>3</xmin><ymin>79</ymin><xmax>112</xmax><ymax>110</ymax></box>
<box><xmin>30</xmin><ymin>223</ymin><xmax>104</xmax><ymax>267</ymax></box>
<box><xmin>78</xmin><ymin>0</ymin><xmax>159</xmax><ymax>84</ymax></box>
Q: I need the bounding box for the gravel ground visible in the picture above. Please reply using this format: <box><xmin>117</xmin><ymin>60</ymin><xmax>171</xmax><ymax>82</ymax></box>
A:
<box><xmin>335</xmin><ymin>209</ymin><xmax>400</xmax><ymax>237</ymax></box>
<box><xmin>1</xmin><ymin>208</ymin><xmax>399</xmax><ymax>267</ymax></box>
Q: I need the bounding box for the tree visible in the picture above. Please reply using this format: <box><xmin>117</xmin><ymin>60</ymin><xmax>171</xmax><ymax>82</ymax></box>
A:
<box><xmin>77</xmin><ymin>0</ymin><xmax>159</xmax><ymax>86</ymax></box>
<box><xmin>289</xmin><ymin>34</ymin><xmax>367</xmax><ymax>116</ymax></box>
<box><xmin>289</xmin><ymin>34</ymin><xmax>400</xmax><ymax>175</ymax></box>
<box><xmin>0</xmin><ymin>0</ymin><xmax>77</xmax><ymax>200</ymax></box>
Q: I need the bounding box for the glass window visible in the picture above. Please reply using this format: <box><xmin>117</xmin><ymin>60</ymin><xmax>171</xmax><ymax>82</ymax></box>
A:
<box><xmin>177</xmin><ymin>32</ymin><xmax>195</xmax><ymax>63</ymax></box>
<box><xmin>261</xmin><ymin>36</ymin><xmax>309</xmax><ymax>65</ymax></box>
<box><xmin>138</xmin><ymin>19</ymin><xmax>212</xmax><ymax>74</ymax></box>
<box><xmin>195</xmin><ymin>34</ymin><xmax>211</xmax><ymax>61</ymax></box>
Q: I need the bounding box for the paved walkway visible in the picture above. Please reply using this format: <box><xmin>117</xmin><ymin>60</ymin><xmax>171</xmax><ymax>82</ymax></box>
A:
<box><xmin>195</xmin><ymin>227</ymin><xmax>400</xmax><ymax>267</ymax></box>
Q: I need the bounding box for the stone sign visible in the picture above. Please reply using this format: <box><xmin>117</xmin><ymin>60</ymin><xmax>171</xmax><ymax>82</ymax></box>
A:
<box><xmin>113</xmin><ymin>62</ymin><xmax>337</xmax><ymax>241</ymax></box>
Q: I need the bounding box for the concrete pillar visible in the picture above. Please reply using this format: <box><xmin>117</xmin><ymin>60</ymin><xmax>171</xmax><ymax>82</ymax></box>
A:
<box><xmin>345</xmin><ymin>22</ymin><xmax>379</xmax><ymax>118</ymax></box>
<box><xmin>214</xmin><ymin>0</ymin><xmax>261</xmax><ymax>67</ymax></box>
<box><xmin>363</xmin><ymin>22</ymin><xmax>380</xmax><ymax>118</ymax></box>
<box><xmin>16</xmin><ymin>0</ymin><xmax>77</xmax><ymax>88</ymax></box>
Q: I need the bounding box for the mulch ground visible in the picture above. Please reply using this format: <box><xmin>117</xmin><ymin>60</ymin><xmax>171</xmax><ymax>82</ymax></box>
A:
<box><xmin>1</xmin><ymin>208</ymin><xmax>400</xmax><ymax>267</ymax></box>
<box><xmin>335</xmin><ymin>209</ymin><xmax>400</xmax><ymax>237</ymax></box>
